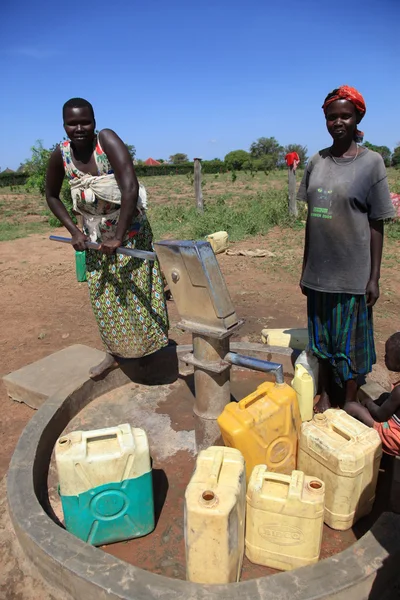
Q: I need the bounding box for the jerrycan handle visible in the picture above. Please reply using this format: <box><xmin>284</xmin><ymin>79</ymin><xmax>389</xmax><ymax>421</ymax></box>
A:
<box><xmin>238</xmin><ymin>390</ymin><xmax>264</xmax><ymax>410</ymax></box>
<box><xmin>83</xmin><ymin>426</ymin><xmax>126</xmax><ymax>449</ymax></box>
<box><xmin>207</xmin><ymin>449</ymin><xmax>224</xmax><ymax>488</ymax></box>
<box><xmin>315</xmin><ymin>414</ymin><xmax>354</xmax><ymax>442</ymax></box>
<box><xmin>262</xmin><ymin>471</ymin><xmax>303</xmax><ymax>499</ymax></box>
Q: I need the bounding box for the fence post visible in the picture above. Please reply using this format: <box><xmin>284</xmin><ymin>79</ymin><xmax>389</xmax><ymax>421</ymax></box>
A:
<box><xmin>194</xmin><ymin>158</ymin><xmax>204</xmax><ymax>212</ymax></box>
<box><xmin>288</xmin><ymin>166</ymin><xmax>297</xmax><ymax>216</ymax></box>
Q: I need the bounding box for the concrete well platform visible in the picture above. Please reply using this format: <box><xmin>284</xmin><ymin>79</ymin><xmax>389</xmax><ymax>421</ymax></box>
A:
<box><xmin>6</xmin><ymin>343</ymin><xmax>400</xmax><ymax>599</ymax></box>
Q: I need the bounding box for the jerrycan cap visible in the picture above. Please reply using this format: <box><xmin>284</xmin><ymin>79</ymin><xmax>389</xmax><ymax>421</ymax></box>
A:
<box><xmin>307</xmin><ymin>479</ymin><xmax>324</xmax><ymax>494</ymax></box>
<box><xmin>314</xmin><ymin>413</ymin><xmax>328</xmax><ymax>424</ymax></box>
<box><xmin>199</xmin><ymin>489</ymin><xmax>219</xmax><ymax>508</ymax></box>
<box><xmin>58</xmin><ymin>436</ymin><xmax>71</xmax><ymax>447</ymax></box>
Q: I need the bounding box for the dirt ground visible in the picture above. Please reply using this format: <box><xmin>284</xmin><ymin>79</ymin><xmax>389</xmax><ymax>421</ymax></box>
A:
<box><xmin>0</xmin><ymin>224</ymin><xmax>399</xmax><ymax>600</ymax></box>
<box><xmin>1</xmin><ymin>226</ymin><xmax>399</xmax><ymax>480</ymax></box>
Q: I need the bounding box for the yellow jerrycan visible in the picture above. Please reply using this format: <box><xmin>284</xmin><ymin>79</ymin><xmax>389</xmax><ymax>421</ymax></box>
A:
<box><xmin>291</xmin><ymin>363</ymin><xmax>314</xmax><ymax>422</ymax></box>
<box><xmin>206</xmin><ymin>231</ymin><xmax>229</xmax><ymax>254</ymax></box>
<box><xmin>184</xmin><ymin>446</ymin><xmax>246</xmax><ymax>584</ymax></box>
<box><xmin>217</xmin><ymin>381</ymin><xmax>301</xmax><ymax>482</ymax></box>
<box><xmin>246</xmin><ymin>466</ymin><xmax>325</xmax><ymax>570</ymax></box>
<box><xmin>298</xmin><ymin>410</ymin><xmax>382</xmax><ymax>530</ymax></box>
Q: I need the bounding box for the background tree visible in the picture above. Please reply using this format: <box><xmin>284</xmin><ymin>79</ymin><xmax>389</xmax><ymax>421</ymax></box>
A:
<box><xmin>224</xmin><ymin>150</ymin><xmax>249</xmax><ymax>171</ymax></box>
<box><xmin>284</xmin><ymin>143</ymin><xmax>308</xmax><ymax>168</ymax></box>
<box><xmin>392</xmin><ymin>143</ymin><xmax>400</xmax><ymax>168</ymax></box>
<box><xmin>169</xmin><ymin>153</ymin><xmax>189</xmax><ymax>164</ymax></box>
<box><xmin>124</xmin><ymin>143</ymin><xmax>136</xmax><ymax>160</ymax></box>
<box><xmin>249</xmin><ymin>136</ymin><xmax>284</xmax><ymax>168</ymax></box>
<box><xmin>363</xmin><ymin>141</ymin><xmax>391</xmax><ymax>167</ymax></box>
<box><xmin>21</xmin><ymin>140</ymin><xmax>54</xmax><ymax>195</ymax></box>
<box><xmin>156</xmin><ymin>158</ymin><xmax>165</xmax><ymax>163</ymax></box>
<box><xmin>21</xmin><ymin>140</ymin><xmax>74</xmax><ymax>226</ymax></box>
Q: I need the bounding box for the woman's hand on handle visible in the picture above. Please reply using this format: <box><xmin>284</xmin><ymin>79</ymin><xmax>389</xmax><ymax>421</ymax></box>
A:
<box><xmin>99</xmin><ymin>238</ymin><xmax>123</xmax><ymax>255</ymax></box>
<box><xmin>71</xmin><ymin>230</ymin><xmax>89</xmax><ymax>251</ymax></box>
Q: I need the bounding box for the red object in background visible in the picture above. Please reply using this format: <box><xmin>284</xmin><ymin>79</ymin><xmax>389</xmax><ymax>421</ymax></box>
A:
<box><xmin>285</xmin><ymin>152</ymin><xmax>300</xmax><ymax>168</ymax></box>
<box><xmin>144</xmin><ymin>158</ymin><xmax>161</xmax><ymax>166</ymax></box>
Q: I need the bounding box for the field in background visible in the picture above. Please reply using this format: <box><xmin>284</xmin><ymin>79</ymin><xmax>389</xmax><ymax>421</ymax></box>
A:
<box><xmin>1</xmin><ymin>167</ymin><xmax>399</xmax><ymax>243</ymax></box>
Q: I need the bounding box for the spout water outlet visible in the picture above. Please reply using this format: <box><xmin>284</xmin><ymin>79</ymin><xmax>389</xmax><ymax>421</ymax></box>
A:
<box><xmin>224</xmin><ymin>352</ymin><xmax>284</xmax><ymax>384</ymax></box>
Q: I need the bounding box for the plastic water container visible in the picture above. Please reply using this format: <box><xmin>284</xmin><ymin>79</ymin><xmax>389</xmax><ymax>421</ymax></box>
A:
<box><xmin>218</xmin><ymin>381</ymin><xmax>301</xmax><ymax>482</ymax></box>
<box><xmin>291</xmin><ymin>364</ymin><xmax>314</xmax><ymax>422</ymax></box>
<box><xmin>298</xmin><ymin>410</ymin><xmax>382</xmax><ymax>530</ymax></box>
<box><xmin>75</xmin><ymin>250</ymin><xmax>87</xmax><ymax>282</ymax></box>
<box><xmin>294</xmin><ymin>348</ymin><xmax>319</xmax><ymax>397</ymax></box>
<box><xmin>206</xmin><ymin>231</ymin><xmax>229</xmax><ymax>254</ymax></box>
<box><xmin>55</xmin><ymin>423</ymin><xmax>154</xmax><ymax>545</ymax></box>
<box><xmin>261</xmin><ymin>328</ymin><xmax>308</xmax><ymax>350</ymax></box>
<box><xmin>184</xmin><ymin>447</ymin><xmax>246</xmax><ymax>584</ymax></box>
<box><xmin>246</xmin><ymin>467</ymin><xmax>325</xmax><ymax>571</ymax></box>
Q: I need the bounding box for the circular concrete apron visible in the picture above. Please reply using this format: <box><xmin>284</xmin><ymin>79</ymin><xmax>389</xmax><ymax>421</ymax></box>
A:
<box><xmin>7</xmin><ymin>344</ymin><xmax>400</xmax><ymax>600</ymax></box>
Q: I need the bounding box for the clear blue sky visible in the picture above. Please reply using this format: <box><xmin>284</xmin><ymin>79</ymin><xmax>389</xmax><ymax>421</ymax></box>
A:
<box><xmin>1</xmin><ymin>0</ymin><xmax>399</xmax><ymax>169</ymax></box>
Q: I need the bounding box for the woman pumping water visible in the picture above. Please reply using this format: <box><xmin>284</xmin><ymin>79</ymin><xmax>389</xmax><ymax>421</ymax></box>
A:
<box><xmin>46</xmin><ymin>98</ymin><xmax>169</xmax><ymax>377</ymax></box>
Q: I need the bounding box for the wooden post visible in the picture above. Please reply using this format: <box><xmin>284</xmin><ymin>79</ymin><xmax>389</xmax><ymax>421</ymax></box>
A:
<box><xmin>288</xmin><ymin>166</ymin><xmax>297</xmax><ymax>216</ymax></box>
<box><xmin>194</xmin><ymin>158</ymin><xmax>204</xmax><ymax>212</ymax></box>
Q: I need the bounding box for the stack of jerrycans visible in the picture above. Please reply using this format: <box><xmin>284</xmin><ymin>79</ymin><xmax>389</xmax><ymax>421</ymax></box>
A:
<box><xmin>56</xmin><ymin>423</ymin><xmax>154</xmax><ymax>545</ymax></box>
<box><xmin>298</xmin><ymin>409</ymin><xmax>382</xmax><ymax>530</ymax></box>
<box><xmin>217</xmin><ymin>380</ymin><xmax>301</xmax><ymax>481</ymax></box>
<box><xmin>184</xmin><ymin>447</ymin><xmax>246</xmax><ymax>584</ymax></box>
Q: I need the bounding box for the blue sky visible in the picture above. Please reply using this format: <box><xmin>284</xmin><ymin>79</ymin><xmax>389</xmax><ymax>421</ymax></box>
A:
<box><xmin>1</xmin><ymin>0</ymin><xmax>399</xmax><ymax>169</ymax></box>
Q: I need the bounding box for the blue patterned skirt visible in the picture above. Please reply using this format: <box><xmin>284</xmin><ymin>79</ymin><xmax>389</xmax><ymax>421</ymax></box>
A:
<box><xmin>307</xmin><ymin>289</ymin><xmax>376</xmax><ymax>385</ymax></box>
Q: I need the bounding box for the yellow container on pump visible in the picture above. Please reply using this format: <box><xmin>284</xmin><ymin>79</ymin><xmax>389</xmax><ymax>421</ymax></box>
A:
<box><xmin>217</xmin><ymin>381</ymin><xmax>301</xmax><ymax>482</ymax></box>
<box><xmin>184</xmin><ymin>446</ymin><xmax>246</xmax><ymax>584</ymax></box>
<box><xmin>246</xmin><ymin>466</ymin><xmax>325</xmax><ymax>570</ymax></box>
<box><xmin>206</xmin><ymin>231</ymin><xmax>229</xmax><ymax>254</ymax></box>
<box><xmin>298</xmin><ymin>409</ymin><xmax>382</xmax><ymax>530</ymax></box>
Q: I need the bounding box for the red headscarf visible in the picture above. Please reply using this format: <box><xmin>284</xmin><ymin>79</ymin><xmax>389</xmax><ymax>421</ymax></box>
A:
<box><xmin>322</xmin><ymin>85</ymin><xmax>366</xmax><ymax>142</ymax></box>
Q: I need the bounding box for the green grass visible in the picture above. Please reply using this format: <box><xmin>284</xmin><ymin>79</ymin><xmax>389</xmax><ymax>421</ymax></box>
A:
<box><xmin>149</xmin><ymin>188</ymin><xmax>305</xmax><ymax>241</ymax></box>
<box><xmin>0</xmin><ymin>221</ymin><xmax>49</xmax><ymax>241</ymax></box>
<box><xmin>0</xmin><ymin>167</ymin><xmax>399</xmax><ymax>243</ymax></box>
<box><xmin>0</xmin><ymin>185</ymin><xmax>27</xmax><ymax>195</ymax></box>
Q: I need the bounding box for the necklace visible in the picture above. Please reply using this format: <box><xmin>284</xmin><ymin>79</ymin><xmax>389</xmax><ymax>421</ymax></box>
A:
<box><xmin>330</xmin><ymin>144</ymin><xmax>359</xmax><ymax>165</ymax></box>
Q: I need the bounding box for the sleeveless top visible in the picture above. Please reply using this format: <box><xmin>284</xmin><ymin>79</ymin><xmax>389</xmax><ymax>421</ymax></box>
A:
<box><xmin>60</xmin><ymin>137</ymin><xmax>145</xmax><ymax>243</ymax></box>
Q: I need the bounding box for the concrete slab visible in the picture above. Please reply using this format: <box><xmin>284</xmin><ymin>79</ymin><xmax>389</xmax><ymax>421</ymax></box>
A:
<box><xmin>2</xmin><ymin>344</ymin><xmax>105</xmax><ymax>409</ymax></box>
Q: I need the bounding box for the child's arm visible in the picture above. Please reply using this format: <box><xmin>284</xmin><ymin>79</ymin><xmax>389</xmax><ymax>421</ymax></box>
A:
<box><xmin>365</xmin><ymin>387</ymin><xmax>400</xmax><ymax>422</ymax></box>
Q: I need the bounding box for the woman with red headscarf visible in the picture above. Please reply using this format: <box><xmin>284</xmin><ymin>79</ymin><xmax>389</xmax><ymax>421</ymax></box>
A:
<box><xmin>298</xmin><ymin>86</ymin><xmax>395</xmax><ymax>413</ymax></box>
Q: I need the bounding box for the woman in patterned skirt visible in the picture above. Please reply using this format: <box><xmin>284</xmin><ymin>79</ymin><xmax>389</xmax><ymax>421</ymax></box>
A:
<box><xmin>46</xmin><ymin>97</ymin><xmax>169</xmax><ymax>377</ymax></box>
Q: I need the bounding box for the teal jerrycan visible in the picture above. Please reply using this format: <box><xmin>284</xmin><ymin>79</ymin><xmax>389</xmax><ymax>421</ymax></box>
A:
<box><xmin>55</xmin><ymin>423</ymin><xmax>154</xmax><ymax>545</ymax></box>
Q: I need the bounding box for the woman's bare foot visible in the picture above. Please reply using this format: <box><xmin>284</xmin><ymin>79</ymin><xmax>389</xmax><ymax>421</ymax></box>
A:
<box><xmin>89</xmin><ymin>353</ymin><xmax>119</xmax><ymax>378</ymax></box>
<box><xmin>313</xmin><ymin>391</ymin><xmax>331</xmax><ymax>413</ymax></box>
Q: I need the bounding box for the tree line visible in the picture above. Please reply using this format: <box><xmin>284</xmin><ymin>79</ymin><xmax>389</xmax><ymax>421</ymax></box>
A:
<box><xmin>3</xmin><ymin>136</ymin><xmax>400</xmax><ymax>182</ymax></box>
<box><xmin>165</xmin><ymin>138</ymin><xmax>400</xmax><ymax>170</ymax></box>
